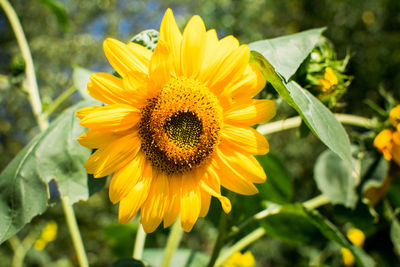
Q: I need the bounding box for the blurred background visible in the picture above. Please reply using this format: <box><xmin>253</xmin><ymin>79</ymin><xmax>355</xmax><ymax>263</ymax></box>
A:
<box><xmin>0</xmin><ymin>0</ymin><xmax>399</xmax><ymax>266</ymax></box>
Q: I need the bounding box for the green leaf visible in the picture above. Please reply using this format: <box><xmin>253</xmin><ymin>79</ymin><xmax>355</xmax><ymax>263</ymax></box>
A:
<box><xmin>0</xmin><ymin>100</ymin><xmax>96</xmax><ymax>244</ymax></box>
<box><xmin>252</xmin><ymin>51</ymin><xmax>354</xmax><ymax>170</ymax></box>
<box><xmin>261</xmin><ymin>203</ymin><xmax>323</xmax><ymax>245</ymax></box>
<box><xmin>249</xmin><ymin>28</ymin><xmax>325</xmax><ymax>82</ymax></box>
<box><xmin>304</xmin><ymin>208</ymin><xmax>375</xmax><ymax>267</ymax></box>
<box><xmin>143</xmin><ymin>248</ymin><xmax>208</xmax><ymax>267</ymax></box>
<box><xmin>73</xmin><ymin>67</ymin><xmax>92</xmax><ymax>100</ymax></box>
<box><xmin>256</xmin><ymin>153</ymin><xmax>292</xmax><ymax>204</ymax></box>
<box><xmin>314</xmin><ymin>149</ymin><xmax>358</xmax><ymax>208</ymax></box>
<box><xmin>260</xmin><ymin>203</ymin><xmax>375</xmax><ymax>267</ymax></box>
<box><xmin>36</xmin><ymin>0</ymin><xmax>69</xmax><ymax>31</ymax></box>
<box><xmin>130</xmin><ymin>29</ymin><xmax>159</xmax><ymax>51</ymax></box>
<box><xmin>390</xmin><ymin>215</ymin><xmax>400</xmax><ymax>255</ymax></box>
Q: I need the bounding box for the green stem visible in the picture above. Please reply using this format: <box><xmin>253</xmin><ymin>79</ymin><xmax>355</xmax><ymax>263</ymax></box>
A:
<box><xmin>303</xmin><ymin>194</ymin><xmax>331</xmax><ymax>210</ymax></box>
<box><xmin>8</xmin><ymin>236</ymin><xmax>25</xmax><ymax>267</ymax></box>
<box><xmin>44</xmin><ymin>86</ymin><xmax>77</xmax><ymax>119</ymax></box>
<box><xmin>0</xmin><ymin>0</ymin><xmax>48</xmax><ymax>130</ymax></box>
<box><xmin>61</xmin><ymin>197</ymin><xmax>89</xmax><ymax>267</ymax></box>
<box><xmin>161</xmin><ymin>219</ymin><xmax>184</xmax><ymax>267</ymax></box>
<box><xmin>207</xmin><ymin>208</ymin><xmax>229</xmax><ymax>267</ymax></box>
<box><xmin>257</xmin><ymin>114</ymin><xmax>373</xmax><ymax>136</ymax></box>
<box><xmin>215</xmin><ymin>228</ymin><xmax>266</xmax><ymax>267</ymax></box>
<box><xmin>133</xmin><ymin>224</ymin><xmax>147</xmax><ymax>260</ymax></box>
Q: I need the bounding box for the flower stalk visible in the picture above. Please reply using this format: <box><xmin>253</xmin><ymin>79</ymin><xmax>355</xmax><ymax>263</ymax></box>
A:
<box><xmin>161</xmin><ymin>219</ymin><xmax>184</xmax><ymax>267</ymax></box>
<box><xmin>257</xmin><ymin>114</ymin><xmax>373</xmax><ymax>136</ymax></box>
<box><xmin>133</xmin><ymin>224</ymin><xmax>147</xmax><ymax>260</ymax></box>
<box><xmin>61</xmin><ymin>197</ymin><xmax>89</xmax><ymax>267</ymax></box>
<box><xmin>0</xmin><ymin>0</ymin><xmax>48</xmax><ymax>130</ymax></box>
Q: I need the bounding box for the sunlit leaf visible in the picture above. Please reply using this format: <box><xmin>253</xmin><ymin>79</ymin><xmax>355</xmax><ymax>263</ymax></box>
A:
<box><xmin>130</xmin><ymin>29</ymin><xmax>159</xmax><ymax>51</ymax></box>
<box><xmin>0</xmin><ymin>100</ymin><xmax>96</xmax><ymax>244</ymax></box>
<box><xmin>73</xmin><ymin>67</ymin><xmax>92</xmax><ymax>100</ymax></box>
<box><xmin>256</xmin><ymin>153</ymin><xmax>292</xmax><ymax>204</ymax></box>
<box><xmin>314</xmin><ymin>149</ymin><xmax>358</xmax><ymax>208</ymax></box>
<box><xmin>36</xmin><ymin>0</ymin><xmax>69</xmax><ymax>31</ymax></box>
<box><xmin>252</xmin><ymin>52</ymin><xmax>354</xmax><ymax>170</ymax></box>
<box><xmin>249</xmin><ymin>28</ymin><xmax>325</xmax><ymax>82</ymax></box>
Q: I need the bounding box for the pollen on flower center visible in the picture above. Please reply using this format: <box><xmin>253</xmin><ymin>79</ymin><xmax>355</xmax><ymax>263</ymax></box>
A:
<box><xmin>164</xmin><ymin>111</ymin><xmax>202</xmax><ymax>148</ymax></box>
<box><xmin>139</xmin><ymin>77</ymin><xmax>223</xmax><ymax>175</ymax></box>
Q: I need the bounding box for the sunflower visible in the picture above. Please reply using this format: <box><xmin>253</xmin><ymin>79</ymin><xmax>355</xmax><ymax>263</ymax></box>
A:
<box><xmin>76</xmin><ymin>9</ymin><xmax>276</xmax><ymax>233</ymax></box>
<box><xmin>374</xmin><ymin>104</ymin><xmax>400</xmax><ymax>166</ymax></box>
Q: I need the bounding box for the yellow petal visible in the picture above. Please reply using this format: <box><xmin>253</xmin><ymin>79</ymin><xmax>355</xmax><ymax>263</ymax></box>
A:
<box><xmin>123</xmin><ymin>70</ymin><xmax>156</xmax><ymax>103</ymax></box>
<box><xmin>180</xmin><ymin>15</ymin><xmax>206</xmax><ymax>78</ymax></box>
<box><xmin>118</xmin><ymin>168</ymin><xmax>153</xmax><ymax>224</ymax></box>
<box><xmin>219</xmin><ymin>142</ymin><xmax>266</xmax><ymax>184</ymax></box>
<box><xmin>149</xmin><ymin>39</ymin><xmax>173</xmax><ymax>88</ymax></box>
<box><xmin>212</xmin><ymin>148</ymin><xmax>259</xmax><ymax>195</ymax></box>
<box><xmin>84</xmin><ymin>132</ymin><xmax>141</xmax><ymax>177</ymax></box>
<box><xmin>79</xmin><ymin>104</ymin><xmax>140</xmax><ymax>132</ymax></box>
<box><xmin>228</xmin><ymin>63</ymin><xmax>266</xmax><ymax>99</ymax></box>
<box><xmin>224</xmin><ymin>99</ymin><xmax>276</xmax><ymax>126</ymax></box>
<box><xmin>109</xmin><ymin>152</ymin><xmax>147</xmax><ymax>204</ymax></box>
<box><xmin>77</xmin><ymin>130</ymin><xmax>116</xmax><ymax>149</ymax></box>
<box><xmin>87</xmin><ymin>73</ymin><xmax>134</xmax><ymax>105</ymax></box>
<box><xmin>159</xmin><ymin>8</ymin><xmax>182</xmax><ymax>75</ymax></box>
<box><xmin>163</xmin><ymin>174</ymin><xmax>182</xmax><ymax>228</ymax></box>
<box><xmin>199</xmin><ymin>35</ymin><xmax>239</xmax><ymax>83</ymax></box>
<box><xmin>199</xmin><ymin>189</ymin><xmax>211</xmax><ymax>217</ymax></box>
<box><xmin>76</xmin><ymin>106</ymin><xmax>99</xmax><ymax>119</ymax></box>
<box><xmin>208</xmin><ymin>45</ymin><xmax>250</xmax><ymax>95</ymax></box>
<box><xmin>140</xmin><ymin>171</ymin><xmax>169</xmax><ymax>233</ymax></box>
<box><xmin>103</xmin><ymin>38</ymin><xmax>149</xmax><ymax>77</ymax></box>
<box><xmin>180</xmin><ymin>173</ymin><xmax>201</xmax><ymax>232</ymax></box>
<box><xmin>221</xmin><ymin>125</ymin><xmax>269</xmax><ymax>155</ymax></box>
<box><xmin>202</xmin><ymin>169</ymin><xmax>232</xmax><ymax>213</ymax></box>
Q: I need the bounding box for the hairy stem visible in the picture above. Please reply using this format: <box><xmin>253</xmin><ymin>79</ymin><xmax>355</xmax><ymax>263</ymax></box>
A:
<box><xmin>44</xmin><ymin>86</ymin><xmax>77</xmax><ymax>119</ymax></box>
<box><xmin>257</xmin><ymin>114</ymin><xmax>373</xmax><ymax>136</ymax></box>
<box><xmin>161</xmin><ymin>220</ymin><xmax>184</xmax><ymax>267</ymax></box>
<box><xmin>0</xmin><ymin>0</ymin><xmax>48</xmax><ymax>130</ymax></box>
<box><xmin>61</xmin><ymin>197</ymin><xmax>89</xmax><ymax>267</ymax></box>
<box><xmin>133</xmin><ymin>224</ymin><xmax>147</xmax><ymax>260</ymax></box>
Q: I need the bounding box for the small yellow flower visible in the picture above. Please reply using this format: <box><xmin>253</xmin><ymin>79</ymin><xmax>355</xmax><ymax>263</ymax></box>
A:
<box><xmin>341</xmin><ymin>228</ymin><xmax>365</xmax><ymax>266</ymax></box>
<box><xmin>34</xmin><ymin>221</ymin><xmax>58</xmax><ymax>251</ymax></box>
<box><xmin>76</xmin><ymin>9</ymin><xmax>275</xmax><ymax>233</ymax></box>
<box><xmin>390</xmin><ymin>104</ymin><xmax>400</xmax><ymax>130</ymax></box>
<box><xmin>318</xmin><ymin>67</ymin><xmax>338</xmax><ymax>92</ymax></box>
<box><xmin>374</xmin><ymin>105</ymin><xmax>400</xmax><ymax>165</ymax></box>
<box><xmin>346</xmin><ymin>228</ymin><xmax>365</xmax><ymax>247</ymax></box>
<box><xmin>341</xmin><ymin>248</ymin><xmax>355</xmax><ymax>266</ymax></box>
<box><xmin>223</xmin><ymin>251</ymin><xmax>256</xmax><ymax>267</ymax></box>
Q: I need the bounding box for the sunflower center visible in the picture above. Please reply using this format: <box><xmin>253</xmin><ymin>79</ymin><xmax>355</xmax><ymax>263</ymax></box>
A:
<box><xmin>164</xmin><ymin>111</ymin><xmax>202</xmax><ymax>148</ymax></box>
<box><xmin>139</xmin><ymin>77</ymin><xmax>222</xmax><ymax>175</ymax></box>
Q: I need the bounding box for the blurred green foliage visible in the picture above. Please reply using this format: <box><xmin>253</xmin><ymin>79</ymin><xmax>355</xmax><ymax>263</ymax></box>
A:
<box><xmin>0</xmin><ymin>0</ymin><xmax>400</xmax><ymax>266</ymax></box>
